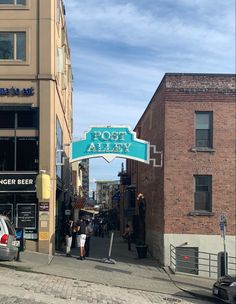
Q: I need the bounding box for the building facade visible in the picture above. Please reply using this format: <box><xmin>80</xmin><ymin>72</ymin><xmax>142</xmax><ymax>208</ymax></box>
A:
<box><xmin>124</xmin><ymin>73</ymin><xmax>236</xmax><ymax>273</ymax></box>
<box><xmin>96</xmin><ymin>180</ymin><xmax>120</xmax><ymax>210</ymax></box>
<box><xmin>0</xmin><ymin>0</ymin><xmax>73</xmax><ymax>254</ymax></box>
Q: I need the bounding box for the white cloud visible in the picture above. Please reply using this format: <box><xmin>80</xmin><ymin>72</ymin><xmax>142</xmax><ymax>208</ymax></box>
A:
<box><xmin>65</xmin><ymin>0</ymin><xmax>235</xmax><ymax>61</ymax></box>
<box><xmin>64</xmin><ymin>0</ymin><xmax>235</xmax><ymax>183</ymax></box>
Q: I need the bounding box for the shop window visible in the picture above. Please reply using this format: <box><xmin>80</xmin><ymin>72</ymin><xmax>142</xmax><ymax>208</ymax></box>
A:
<box><xmin>0</xmin><ymin>0</ymin><xmax>26</xmax><ymax>4</ymax></box>
<box><xmin>16</xmin><ymin>138</ymin><xmax>38</xmax><ymax>171</ymax></box>
<box><xmin>0</xmin><ymin>32</ymin><xmax>26</xmax><ymax>61</ymax></box>
<box><xmin>195</xmin><ymin>112</ymin><xmax>213</xmax><ymax>148</ymax></box>
<box><xmin>0</xmin><ymin>137</ymin><xmax>14</xmax><ymax>171</ymax></box>
<box><xmin>0</xmin><ymin>110</ymin><xmax>38</xmax><ymax>129</ymax></box>
<box><xmin>0</xmin><ymin>111</ymin><xmax>15</xmax><ymax>128</ymax></box>
<box><xmin>17</xmin><ymin>110</ymin><xmax>38</xmax><ymax>128</ymax></box>
<box><xmin>0</xmin><ymin>137</ymin><xmax>38</xmax><ymax>172</ymax></box>
<box><xmin>194</xmin><ymin>175</ymin><xmax>212</xmax><ymax>211</ymax></box>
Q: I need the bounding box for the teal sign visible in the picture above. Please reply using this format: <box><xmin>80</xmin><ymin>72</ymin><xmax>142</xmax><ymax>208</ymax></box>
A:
<box><xmin>71</xmin><ymin>126</ymin><xmax>149</xmax><ymax>163</ymax></box>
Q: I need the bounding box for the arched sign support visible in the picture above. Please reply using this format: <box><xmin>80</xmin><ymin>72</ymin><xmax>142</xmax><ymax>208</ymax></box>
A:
<box><xmin>70</xmin><ymin>125</ymin><xmax>163</xmax><ymax>167</ymax></box>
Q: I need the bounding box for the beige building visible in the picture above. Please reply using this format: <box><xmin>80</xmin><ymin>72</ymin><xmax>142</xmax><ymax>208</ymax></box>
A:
<box><xmin>0</xmin><ymin>0</ymin><xmax>73</xmax><ymax>254</ymax></box>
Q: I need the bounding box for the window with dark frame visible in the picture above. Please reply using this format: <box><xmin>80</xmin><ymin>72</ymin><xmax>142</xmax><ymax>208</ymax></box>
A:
<box><xmin>0</xmin><ymin>0</ymin><xmax>26</xmax><ymax>5</ymax></box>
<box><xmin>195</xmin><ymin>112</ymin><xmax>213</xmax><ymax>148</ymax></box>
<box><xmin>0</xmin><ymin>32</ymin><xmax>26</xmax><ymax>60</ymax></box>
<box><xmin>0</xmin><ymin>137</ymin><xmax>38</xmax><ymax>171</ymax></box>
<box><xmin>194</xmin><ymin>175</ymin><xmax>212</xmax><ymax>212</ymax></box>
<box><xmin>0</xmin><ymin>110</ymin><xmax>39</xmax><ymax>171</ymax></box>
<box><xmin>0</xmin><ymin>110</ymin><xmax>38</xmax><ymax>129</ymax></box>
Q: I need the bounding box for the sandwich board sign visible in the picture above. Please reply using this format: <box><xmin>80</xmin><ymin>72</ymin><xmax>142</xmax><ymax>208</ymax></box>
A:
<box><xmin>71</xmin><ymin>126</ymin><xmax>149</xmax><ymax>163</ymax></box>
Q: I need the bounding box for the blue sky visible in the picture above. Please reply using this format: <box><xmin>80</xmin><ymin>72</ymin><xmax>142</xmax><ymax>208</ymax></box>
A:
<box><xmin>64</xmin><ymin>0</ymin><xmax>235</xmax><ymax>193</ymax></box>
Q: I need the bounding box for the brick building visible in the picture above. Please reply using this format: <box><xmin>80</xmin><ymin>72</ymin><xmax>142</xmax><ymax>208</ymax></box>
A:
<box><xmin>123</xmin><ymin>73</ymin><xmax>235</xmax><ymax>274</ymax></box>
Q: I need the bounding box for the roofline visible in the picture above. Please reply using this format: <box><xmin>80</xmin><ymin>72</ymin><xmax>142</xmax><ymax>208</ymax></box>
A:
<box><xmin>134</xmin><ymin>72</ymin><xmax>236</xmax><ymax>131</ymax></box>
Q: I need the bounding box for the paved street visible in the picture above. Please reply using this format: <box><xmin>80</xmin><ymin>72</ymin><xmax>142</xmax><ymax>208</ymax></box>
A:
<box><xmin>0</xmin><ymin>267</ymin><xmax>214</xmax><ymax>304</ymax></box>
<box><xmin>0</xmin><ymin>235</ymin><xmax>220</xmax><ymax>304</ymax></box>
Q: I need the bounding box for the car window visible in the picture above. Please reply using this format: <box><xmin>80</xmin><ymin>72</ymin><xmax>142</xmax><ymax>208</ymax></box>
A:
<box><xmin>5</xmin><ymin>219</ymin><xmax>15</xmax><ymax>235</ymax></box>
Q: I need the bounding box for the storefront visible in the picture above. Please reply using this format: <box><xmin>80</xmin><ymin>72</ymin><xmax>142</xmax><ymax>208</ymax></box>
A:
<box><xmin>0</xmin><ymin>173</ymin><xmax>38</xmax><ymax>240</ymax></box>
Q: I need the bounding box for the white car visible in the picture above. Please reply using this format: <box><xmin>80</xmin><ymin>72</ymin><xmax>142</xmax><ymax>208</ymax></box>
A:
<box><xmin>0</xmin><ymin>215</ymin><xmax>18</xmax><ymax>261</ymax></box>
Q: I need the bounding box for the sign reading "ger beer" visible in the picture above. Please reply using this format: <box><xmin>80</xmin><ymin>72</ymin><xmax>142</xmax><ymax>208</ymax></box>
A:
<box><xmin>71</xmin><ymin>126</ymin><xmax>149</xmax><ymax>163</ymax></box>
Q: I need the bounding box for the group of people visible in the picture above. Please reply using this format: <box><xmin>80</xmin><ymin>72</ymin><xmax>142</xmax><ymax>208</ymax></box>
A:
<box><xmin>64</xmin><ymin>217</ymin><xmax>93</xmax><ymax>260</ymax></box>
<box><xmin>64</xmin><ymin>193</ymin><xmax>146</xmax><ymax>257</ymax></box>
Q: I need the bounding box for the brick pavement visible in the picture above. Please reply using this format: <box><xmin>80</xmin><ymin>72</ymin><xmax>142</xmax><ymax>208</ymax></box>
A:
<box><xmin>0</xmin><ymin>267</ymin><xmax>205</xmax><ymax>304</ymax></box>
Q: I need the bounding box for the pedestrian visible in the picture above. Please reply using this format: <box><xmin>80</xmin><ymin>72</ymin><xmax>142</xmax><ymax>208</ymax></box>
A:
<box><xmin>137</xmin><ymin>193</ymin><xmax>146</xmax><ymax>242</ymax></box>
<box><xmin>85</xmin><ymin>219</ymin><xmax>93</xmax><ymax>257</ymax></box>
<box><xmin>76</xmin><ymin>217</ymin><xmax>86</xmax><ymax>260</ymax></box>
<box><xmin>122</xmin><ymin>223</ymin><xmax>132</xmax><ymax>251</ymax></box>
<box><xmin>64</xmin><ymin>218</ymin><xmax>73</xmax><ymax>257</ymax></box>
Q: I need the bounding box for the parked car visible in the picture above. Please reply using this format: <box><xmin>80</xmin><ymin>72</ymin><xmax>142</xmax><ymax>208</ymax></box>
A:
<box><xmin>213</xmin><ymin>275</ymin><xmax>236</xmax><ymax>304</ymax></box>
<box><xmin>0</xmin><ymin>215</ymin><xmax>18</xmax><ymax>261</ymax></box>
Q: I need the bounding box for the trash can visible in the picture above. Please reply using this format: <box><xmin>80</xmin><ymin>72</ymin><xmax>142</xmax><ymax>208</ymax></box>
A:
<box><xmin>218</xmin><ymin>251</ymin><xmax>228</xmax><ymax>277</ymax></box>
<box><xmin>15</xmin><ymin>228</ymin><xmax>25</xmax><ymax>261</ymax></box>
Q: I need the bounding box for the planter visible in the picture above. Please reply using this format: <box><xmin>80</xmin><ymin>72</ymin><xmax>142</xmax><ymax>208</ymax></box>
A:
<box><xmin>136</xmin><ymin>245</ymin><xmax>148</xmax><ymax>258</ymax></box>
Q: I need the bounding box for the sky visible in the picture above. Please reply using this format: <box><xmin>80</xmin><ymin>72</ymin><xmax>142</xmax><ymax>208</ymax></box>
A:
<box><xmin>64</xmin><ymin>0</ymin><xmax>235</xmax><ymax>194</ymax></box>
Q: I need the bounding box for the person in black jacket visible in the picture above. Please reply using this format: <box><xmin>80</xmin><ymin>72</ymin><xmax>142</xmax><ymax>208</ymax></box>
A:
<box><xmin>64</xmin><ymin>218</ymin><xmax>73</xmax><ymax>257</ymax></box>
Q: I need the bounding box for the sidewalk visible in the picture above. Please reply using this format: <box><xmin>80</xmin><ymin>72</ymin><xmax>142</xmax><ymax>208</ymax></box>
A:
<box><xmin>0</xmin><ymin>234</ymin><xmax>217</xmax><ymax>303</ymax></box>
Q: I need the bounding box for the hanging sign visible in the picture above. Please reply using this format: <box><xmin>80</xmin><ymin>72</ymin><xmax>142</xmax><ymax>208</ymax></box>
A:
<box><xmin>71</xmin><ymin>126</ymin><xmax>149</xmax><ymax>163</ymax></box>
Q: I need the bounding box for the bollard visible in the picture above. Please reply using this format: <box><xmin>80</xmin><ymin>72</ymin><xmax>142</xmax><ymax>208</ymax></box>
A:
<box><xmin>102</xmin><ymin>231</ymin><xmax>116</xmax><ymax>264</ymax></box>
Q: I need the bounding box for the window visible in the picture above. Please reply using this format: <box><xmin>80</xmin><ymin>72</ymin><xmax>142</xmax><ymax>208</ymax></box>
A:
<box><xmin>16</xmin><ymin>137</ymin><xmax>38</xmax><ymax>171</ymax></box>
<box><xmin>194</xmin><ymin>175</ymin><xmax>212</xmax><ymax>211</ymax></box>
<box><xmin>0</xmin><ymin>110</ymin><xmax>38</xmax><ymax>129</ymax></box>
<box><xmin>195</xmin><ymin>112</ymin><xmax>213</xmax><ymax>148</ymax></box>
<box><xmin>56</xmin><ymin>119</ymin><xmax>63</xmax><ymax>178</ymax></box>
<box><xmin>0</xmin><ymin>32</ymin><xmax>26</xmax><ymax>60</ymax></box>
<box><xmin>0</xmin><ymin>111</ymin><xmax>15</xmax><ymax>128</ymax></box>
<box><xmin>0</xmin><ymin>137</ymin><xmax>14</xmax><ymax>171</ymax></box>
<box><xmin>0</xmin><ymin>0</ymin><xmax>26</xmax><ymax>4</ymax></box>
<box><xmin>0</xmin><ymin>137</ymin><xmax>38</xmax><ymax>171</ymax></box>
<box><xmin>56</xmin><ymin>0</ymin><xmax>61</xmax><ymax>23</ymax></box>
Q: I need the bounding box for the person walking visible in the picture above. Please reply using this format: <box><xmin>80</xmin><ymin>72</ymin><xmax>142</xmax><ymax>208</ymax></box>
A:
<box><xmin>76</xmin><ymin>217</ymin><xmax>86</xmax><ymax>260</ymax></box>
<box><xmin>85</xmin><ymin>219</ymin><xmax>93</xmax><ymax>257</ymax></box>
<box><xmin>64</xmin><ymin>218</ymin><xmax>73</xmax><ymax>257</ymax></box>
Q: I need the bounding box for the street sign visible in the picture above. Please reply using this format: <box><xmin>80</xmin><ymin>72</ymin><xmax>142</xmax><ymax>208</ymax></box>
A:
<box><xmin>71</xmin><ymin>125</ymin><xmax>150</xmax><ymax>163</ymax></box>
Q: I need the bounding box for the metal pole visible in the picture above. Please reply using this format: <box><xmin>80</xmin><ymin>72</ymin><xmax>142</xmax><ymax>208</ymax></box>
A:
<box><xmin>102</xmin><ymin>231</ymin><xmax>116</xmax><ymax>264</ymax></box>
<box><xmin>223</xmin><ymin>226</ymin><xmax>227</xmax><ymax>275</ymax></box>
<box><xmin>108</xmin><ymin>231</ymin><xmax>114</xmax><ymax>258</ymax></box>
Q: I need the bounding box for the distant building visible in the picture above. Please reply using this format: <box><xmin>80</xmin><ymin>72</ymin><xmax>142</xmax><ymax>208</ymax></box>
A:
<box><xmin>0</xmin><ymin>0</ymin><xmax>73</xmax><ymax>254</ymax></box>
<box><xmin>123</xmin><ymin>73</ymin><xmax>236</xmax><ymax>275</ymax></box>
<box><xmin>96</xmin><ymin>180</ymin><xmax>120</xmax><ymax>210</ymax></box>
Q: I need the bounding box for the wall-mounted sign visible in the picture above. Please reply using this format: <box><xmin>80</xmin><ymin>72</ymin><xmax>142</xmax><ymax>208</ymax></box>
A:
<box><xmin>39</xmin><ymin>202</ymin><xmax>49</xmax><ymax>212</ymax></box>
<box><xmin>0</xmin><ymin>87</ymin><xmax>34</xmax><ymax>97</ymax></box>
<box><xmin>71</xmin><ymin>126</ymin><xmax>149</xmax><ymax>163</ymax></box>
<box><xmin>16</xmin><ymin>204</ymin><xmax>36</xmax><ymax>229</ymax></box>
<box><xmin>0</xmin><ymin>173</ymin><xmax>36</xmax><ymax>192</ymax></box>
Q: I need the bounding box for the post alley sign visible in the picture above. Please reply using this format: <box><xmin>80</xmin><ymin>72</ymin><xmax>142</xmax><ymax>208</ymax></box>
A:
<box><xmin>71</xmin><ymin>126</ymin><xmax>150</xmax><ymax>163</ymax></box>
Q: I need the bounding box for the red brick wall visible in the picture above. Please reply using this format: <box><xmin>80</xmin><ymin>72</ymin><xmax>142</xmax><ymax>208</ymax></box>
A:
<box><xmin>130</xmin><ymin>74</ymin><xmax>235</xmax><ymax>238</ymax></box>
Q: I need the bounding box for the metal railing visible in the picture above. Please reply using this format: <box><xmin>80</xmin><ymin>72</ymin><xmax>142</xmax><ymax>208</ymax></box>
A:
<box><xmin>170</xmin><ymin>244</ymin><xmax>236</xmax><ymax>278</ymax></box>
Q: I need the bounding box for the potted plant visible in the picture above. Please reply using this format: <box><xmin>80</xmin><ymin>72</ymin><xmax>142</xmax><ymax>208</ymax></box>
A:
<box><xmin>135</xmin><ymin>239</ymin><xmax>148</xmax><ymax>258</ymax></box>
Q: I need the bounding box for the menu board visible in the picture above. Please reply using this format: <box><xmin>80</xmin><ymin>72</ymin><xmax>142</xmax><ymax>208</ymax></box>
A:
<box><xmin>16</xmin><ymin>204</ymin><xmax>36</xmax><ymax>229</ymax></box>
<box><xmin>0</xmin><ymin>204</ymin><xmax>13</xmax><ymax>222</ymax></box>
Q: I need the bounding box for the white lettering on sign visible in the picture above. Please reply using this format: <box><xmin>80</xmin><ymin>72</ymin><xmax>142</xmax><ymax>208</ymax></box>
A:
<box><xmin>17</xmin><ymin>179</ymin><xmax>34</xmax><ymax>185</ymax></box>
<box><xmin>0</xmin><ymin>179</ymin><xmax>16</xmax><ymax>185</ymax></box>
<box><xmin>0</xmin><ymin>179</ymin><xmax>34</xmax><ymax>185</ymax></box>
<box><xmin>87</xmin><ymin>143</ymin><xmax>131</xmax><ymax>153</ymax></box>
<box><xmin>93</xmin><ymin>131</ymin><xmax>126</xmax><ymax>141</ymax></box>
